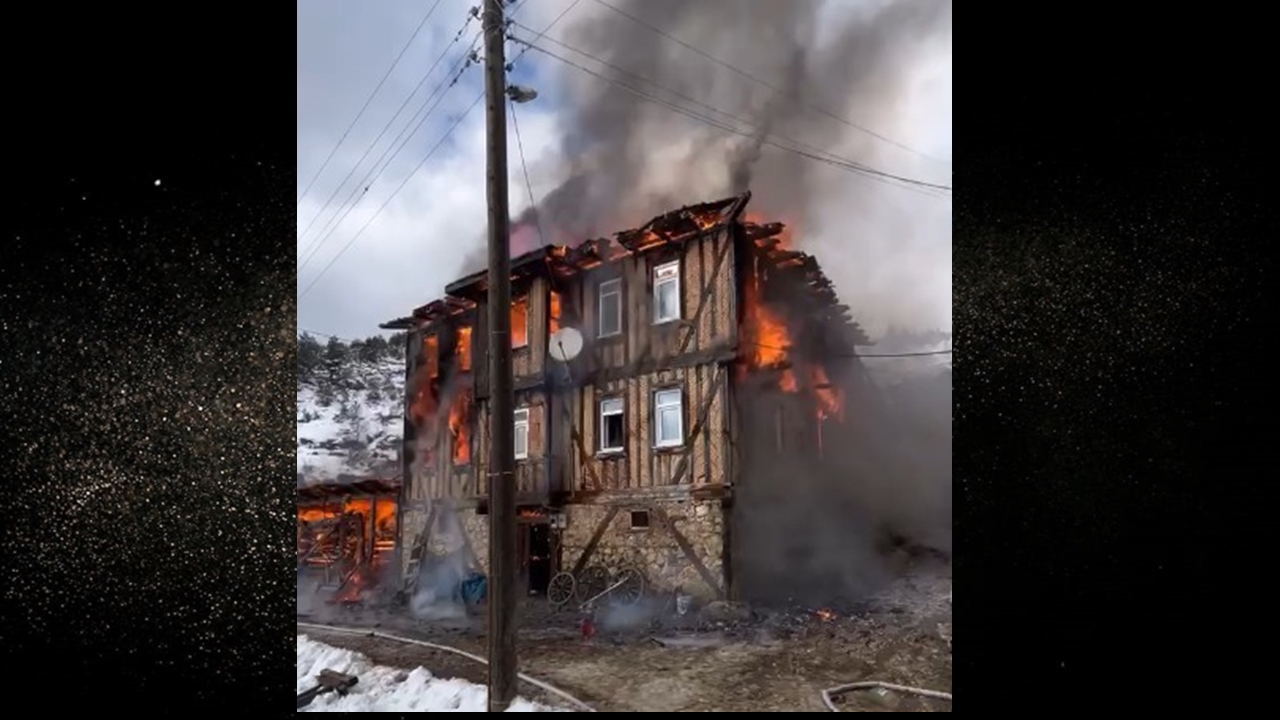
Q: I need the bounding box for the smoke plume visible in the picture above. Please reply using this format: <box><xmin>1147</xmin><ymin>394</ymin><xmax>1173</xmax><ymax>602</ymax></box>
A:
<box><xmin>495</xmin><ymin>0</ymin><xmax>952</xmax><ymax>334</ymax></box>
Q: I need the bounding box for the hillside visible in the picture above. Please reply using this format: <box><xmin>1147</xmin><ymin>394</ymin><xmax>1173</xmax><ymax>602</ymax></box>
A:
<box><xmin>296</xmin><ymin>333</ymin><xmax>407</xmax><ymax>486</ymax></box>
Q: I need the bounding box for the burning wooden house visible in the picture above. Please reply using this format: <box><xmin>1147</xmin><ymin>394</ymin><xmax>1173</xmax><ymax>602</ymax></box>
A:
<box><xmin>382</xmin><ymin>191</ymin><xmax>873</xmax><ymax>605</ymax></box>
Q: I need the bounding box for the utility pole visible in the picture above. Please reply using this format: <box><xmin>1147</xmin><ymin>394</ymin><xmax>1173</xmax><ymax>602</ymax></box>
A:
<box><xmin>481</xmin><ymin>0</ymin><xmax>517</xmax><ymax>712</ymax></box>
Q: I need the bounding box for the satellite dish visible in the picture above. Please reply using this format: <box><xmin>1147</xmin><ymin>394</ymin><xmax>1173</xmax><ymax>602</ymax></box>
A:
<box><xmin>548</xmin><ymin>327</ymin><xmax>584</xmax><ymax>362</ymax></box>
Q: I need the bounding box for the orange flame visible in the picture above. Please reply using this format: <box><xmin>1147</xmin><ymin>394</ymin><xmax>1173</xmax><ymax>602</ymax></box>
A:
<box><xmin>548</xmin><ymin>291</ymin><xmax>563</xmax><ymax>334</ymax></box>
<box><xmin>812</xmin><ymin>365</ymin><xmax>843</xmax><ymax>421</ymax></box>
<box><xmin>409</xmin><ymin>374</ymin><xmax>438</xmax><ymax>434</ymax></box>
<box><xmin>449</xmin><ymin>391</ymin><xmax>471</xmax><ymax>464</ymax></box>
<box><xmin>424</xmin><ymin>334</ymin><xmax>439</xmax><ymax>378</ymax></box>
<box><xmin>297</xmin><ymin>506</ymin><xmax>338</xmax><ymax>524</ymax></box>
<box><xmin>343</xmin><ymin>498</ymin><xmax>398</xmax><ymax>535</ymax></box>
<box><xmin>815</xmin><ymin>608</ymin><xmax>837</xmax><ymax>622</ymax></box>
<box><xmin>742</xmin><ymin>274</ymin><xmax>791</xmax><ymax>368</ymax></box>
<box><xmin>511</xmin><ymin>298</ymin><xmax>528</xmax><ymax>348</ymax></box>
<box><xmin>456</xmin><ymin>326</ymin><xmax>473</xmax><ymax>372</ymax></box>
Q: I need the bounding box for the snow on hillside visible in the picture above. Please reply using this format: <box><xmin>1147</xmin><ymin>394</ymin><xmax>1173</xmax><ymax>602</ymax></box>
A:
<box><xmin>297</xmin><ymin>334</ymin><xmax>406</xmax><ymax>485</ymax></box>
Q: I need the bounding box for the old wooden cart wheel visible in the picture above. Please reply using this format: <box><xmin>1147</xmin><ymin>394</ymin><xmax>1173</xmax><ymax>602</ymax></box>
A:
<box><xmin>577</xmin><ymin>565</ymin><xmax>609</xmax><ymax>603</ymax></box>
<box><xmin>612</xmin><ymin>566</ymin><xmax>646</xmax><ymax>606</ymax></box>
<box><xmin>547</xmin><ymin>572</ymin><xmax>576</xmax><ymax>608</ymax></box>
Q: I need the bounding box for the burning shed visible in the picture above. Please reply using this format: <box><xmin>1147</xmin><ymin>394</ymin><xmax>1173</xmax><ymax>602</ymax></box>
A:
<box><xmin>383</xmin><ymin>191</ymin><xmax>874</xmax><ymax>607</ymax></box>
<box><xmin>297</xmin><ymin>475</ymin><xmax>400</xmax><ymax>606</ymax></box>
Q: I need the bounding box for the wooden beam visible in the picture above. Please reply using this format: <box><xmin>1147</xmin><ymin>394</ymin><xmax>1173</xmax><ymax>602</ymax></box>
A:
<box><xmin>570</xmin><ymin>506</ymin><xmax>620</xmax><ymax>576</ymax></box>
<box><xmin>668</xmin><ymin>364</ymin><xmax>728</xmax><ymax>486</ymax></box>
<box><xmin>675</xmin><ymin>229</ymin><xmax>736</xmax><ymax>356</ymax></box>
<box><xmin>647</xmin><ymin>504</ymin><xmax>723</xmax><ymax>599</ymax></box>
<box><xmin>569</xmin><ymin>425</ymin><xmax>602</xmax><ymax>491</ymax></box>
<box><xmin>589</xmin><ymin>345</ymin><xmax>737</xmax><ymax>385</ymax></box>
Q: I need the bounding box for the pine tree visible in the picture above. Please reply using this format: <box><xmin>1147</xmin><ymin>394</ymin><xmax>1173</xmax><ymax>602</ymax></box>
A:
<box><xmin>297</xmin><ymin>333</ymin><xmax>323</xmax><ymax>384</ymax></box>
<box><xmin>323</xmin><ymin>337</ymin><xmax>350</xmax><ymax>389</ymax></box>
<box><xmin>359</xmin><ymin>335</ymin><xmax>387</xmax><ymax>363</ymax></box>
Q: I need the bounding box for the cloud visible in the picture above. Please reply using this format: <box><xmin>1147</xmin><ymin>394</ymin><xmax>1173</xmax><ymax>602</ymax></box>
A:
<box><xmin>297</xmin><ymin>0</ymin><xmax>565</xmax><ymax>340</ymax></box>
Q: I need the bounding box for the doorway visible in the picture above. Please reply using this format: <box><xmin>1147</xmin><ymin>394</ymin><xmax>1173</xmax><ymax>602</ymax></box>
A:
<box><xmin>521</xmin><ymin>522</ymin><xmax>552</xmax><ymax>597</ymax></box>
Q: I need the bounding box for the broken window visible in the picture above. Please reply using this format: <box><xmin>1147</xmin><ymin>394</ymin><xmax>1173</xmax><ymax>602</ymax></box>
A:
<box><xmin>514</xmin><ymin>408</ymin><xmax>529</xmax><ymax>460</ymax></box>
<box><xmin>653</xmin><ymin>261</ymin><xmax>680</xmax><ymax>324</ymax></box>
<box><xmin>599</xmin><ymin>397</ymin><xmax>624</xmax><ymax>452</ymax></box>
<box><xmin>549</xmin><ymin>291</ymin><xmax>563</xmax><ymax>335</ymax></box>
<box><xmin>511</xmin><ymin>298</ymin><xmax>528</xmax><ymax>348</ymax></box>
<box><xmin>629</xmin><ymin>510</ymin><xmax>650</xmax><ymax>530</ymax></box>
<box><xmin>456</xmin><ymin>326</ymin><xmax>472</xmax><ymax>372</ymax></box>
<box><xmin>653</xmin><ymin>387</ymin><xmax>683</xmax><ymax>448</ymax></box>
<box><xmin>598</xmin><ymin>278</ymin><xmax>622</xmax><ymax>337</ymax></box>
<box><xmin>449</xmin><ymin>391</ymin><xmax>470</xmax><ymax>465</ymax></box>
<box><xmin>424</xmin><ymin>334</ymin><xmax>439</xmax><ymax>378</ymax></box>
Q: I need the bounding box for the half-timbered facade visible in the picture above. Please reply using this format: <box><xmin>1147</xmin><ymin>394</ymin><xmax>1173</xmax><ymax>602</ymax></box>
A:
<box><xmin>384</xmin><ymin>192</ymin><xmax>872</xmax><ymax>603</ymax></box>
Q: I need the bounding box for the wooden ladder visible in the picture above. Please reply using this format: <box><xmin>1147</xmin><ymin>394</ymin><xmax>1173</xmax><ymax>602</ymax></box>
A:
<box><xmin>400</xmin><ymin>505</ymin><xmax>438</xmax><ymax>596</ymax></box>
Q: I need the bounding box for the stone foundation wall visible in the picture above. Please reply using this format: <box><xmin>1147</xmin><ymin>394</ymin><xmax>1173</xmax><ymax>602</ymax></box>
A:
<box><xmin>561</xmin><ymin>498</ymin><xmax>725</xmax><ymax>601</ymax></box>
<box><xmin>461</xmin><ymin>512</ymin><xmax>490</xmax><ymax>574</ymax></box>
<box><xmin>398</xmin><ymin>505</ymin><xmax>490</xmax><ymax>580</ymax></box>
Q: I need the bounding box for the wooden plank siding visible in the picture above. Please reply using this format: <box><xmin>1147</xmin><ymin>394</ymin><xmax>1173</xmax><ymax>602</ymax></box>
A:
<box><xmin>474</xmin><ymin>392</ymin><xmax>550</xmax><ymax>500</ymax></box>
<box><xmin>565</xmin><ymin>360</ymin><xmax>731</xmax><ymax>493</ymax></box>
<box><xmin>571</xmin><ymin>228</ymin><xmax>738</xmax><ymax>377</ymax></box>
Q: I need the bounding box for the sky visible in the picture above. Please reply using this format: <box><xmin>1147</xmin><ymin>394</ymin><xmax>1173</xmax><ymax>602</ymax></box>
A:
<box><xmin>296</xmin><ymin>0</ymin><xmax>952</xmax><ymax>341</ymax></box>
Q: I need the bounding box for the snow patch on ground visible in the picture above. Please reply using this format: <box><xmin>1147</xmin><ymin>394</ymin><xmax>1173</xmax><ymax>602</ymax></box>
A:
<box><xmin>296</xmin><ymin>634</ymin><xmax>564</xmax><ymax>712</ymax></box>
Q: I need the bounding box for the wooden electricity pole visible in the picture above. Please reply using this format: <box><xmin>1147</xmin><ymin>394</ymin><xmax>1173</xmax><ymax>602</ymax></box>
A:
<box><xmin>481</xmin><ymin>0</ymin><xmax>517</xmax><ymax>712</ymax></box>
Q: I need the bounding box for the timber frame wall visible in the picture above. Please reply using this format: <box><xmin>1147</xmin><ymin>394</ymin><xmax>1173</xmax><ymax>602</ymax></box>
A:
<box><xmin>381</xmin><ymin>192</ymin><xmax>873</xmax><ymax>598</ymax></box>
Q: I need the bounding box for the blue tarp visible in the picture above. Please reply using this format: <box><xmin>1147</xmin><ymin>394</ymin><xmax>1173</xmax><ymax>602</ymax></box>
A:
<box><xmin>460</xmin><ymin>573</ymin><xmax>487</xmax><ymax>604</ymax></box>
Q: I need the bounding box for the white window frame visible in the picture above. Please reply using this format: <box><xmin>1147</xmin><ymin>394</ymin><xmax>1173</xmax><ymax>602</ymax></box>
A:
<box><xmin>599</xmin><ymin>397</ymin><xmax>625</xmax><ymax>453</ymax></box>
<box><xmin>598</xmin><ymin>278</ymin><xmax>622</xmax><ymax>338</ymax></box>
<box><xmin>653</xmin><ymin>387</ymin><xmax>684</xmax><ymax>448</ymax></box>
<box><xmin>513</xmin><ymin>408</ymin><xmax>530</xmax><ymax>460</ymax></box>
<box><xmin>652</xmin><ymin>261</ymin><xmax>680</xmax><ymax>325</ymax></box>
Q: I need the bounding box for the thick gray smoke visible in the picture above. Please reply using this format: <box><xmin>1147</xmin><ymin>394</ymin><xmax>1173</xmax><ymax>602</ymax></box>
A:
<box><xmin>507</xmin><ymin>0</ymin><xmax>952</xmax><ymax>334</ymax></box>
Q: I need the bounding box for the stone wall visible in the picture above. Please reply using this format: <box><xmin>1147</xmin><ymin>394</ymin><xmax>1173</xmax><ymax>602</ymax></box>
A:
<box><xmin>398</xmin><ymin>504</ymin><xmax>489</xmax><ymax>580</ymax></box>
<box><xmin>561</xmin><ymin>498</ymin><xmax>725</xmax><ymax>601</ymax></box>
<box><xmin>461</xmin><ymin>511</ymin><xmax>489</xmax><ymax>574</ymax></box>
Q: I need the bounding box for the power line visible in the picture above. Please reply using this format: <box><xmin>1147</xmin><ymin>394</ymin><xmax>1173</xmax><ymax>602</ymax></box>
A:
<box><xmin>509</xmin><ymin>22</ymin><xmax>950</xmax><ymax>197</ymax></box>
<box><xmin>857</xmin><ymin>349</ymin><xmax>952</xmax><ymax>358</ymax></box>
<box><xmin>297</xmin><ymin>10</ymin><xmax>477</xmax><ymax>254</ymax></box>
<box><xmin>298</xmin><ymin>1</ymin><xmax>551</xmax><ymax>280</ymax></box>
<box><xmin>588</xmin><ymin>0</ymin><xmax>949</xmax><ymax>167</ymax></box>
<box><xmin>511</xmin><ymin>37</ymin><xmax>950</xmax><ymax>194</ymax></box>
<box><xmin>298</xmin><ymin>34</ymin><xmax>482</xmax><ymax>276</ymax></box>
<box><xmin>297</xmin><ymin>0</ymin><xmax>446</xmax><ymax>209</ymax></box>
<box><xmin>298</xmin><ymin>1</ymin><xmax>584</xmax><ymax>300</ymax></box>
<box><xmin>753</xmin><ymin>340</ymin><xmax>952</xmax><ymax>358</ymax></box>
<box><xmin>509</xmin><ymin>103</ymin><xmax>544</xmax><ymax>245</ymax></box>
<box><xmin>298</xmin><ymin>89</ymin><xmax>486</xmax><ymax>300</ymax></box>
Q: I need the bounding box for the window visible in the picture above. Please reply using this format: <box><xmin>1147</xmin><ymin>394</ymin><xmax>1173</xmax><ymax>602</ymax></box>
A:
<box><xmin>629</xmin><ymin>510</ymin><xmax>650</xmax><ymax>530</ymax></box>
<box><xmin>424</xmin><ymin>334</ymin><xmax>439</xmax><ymax>378</ymax></box>
<box><xmin>549</xmin><ymin>291</ymin><xmax>563</xmax><ymax>334</ymax></box>
<box><xmin>598</xmin><ymin>278</ymin><xmax>622</xmax><ymax>337</ymax></box>
<box><xmin>456</xmin><ymin>327</ymin><xmax>472</xmax><ymax>372</ymax></box>
<box><xmin>653</xmin><ymin>387</ymin><xmax>683</xmax><ymax>448</ymax></box>
<box><xmin>599</xmin><ymin>397</ymin><xmax>624</xmax><ymax>453</ymax></box>
<box><xmin>511</xmin><ymin>298</ymin><xmax>529</xmax><ymax>348</ymax></box>
<box><xmin>514</xmin><ymin>408</ymin><xmax>529</xmax><ymax>460</ymax></box>
<box><xmin>653</xmin><ymin>261</ymin><xmax>680</xmax><ymax>324</ymax></box>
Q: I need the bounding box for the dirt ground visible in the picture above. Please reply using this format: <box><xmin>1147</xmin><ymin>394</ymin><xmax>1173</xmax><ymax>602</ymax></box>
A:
<box><xmin>298</xmin><ymin>565</ymin><xmax>952</xmax><ymax>712</ymax></box>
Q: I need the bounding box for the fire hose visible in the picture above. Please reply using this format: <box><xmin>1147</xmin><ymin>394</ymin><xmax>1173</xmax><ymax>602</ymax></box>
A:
<box><xmin>296</xmin><ymin>622</ymin><xmax>597</xmax><ymax>712</ymax></box>
<box><xmin>820</xmin><ymin>680</ymin><xmax>952</xmax><ymax>712</ymax></box>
